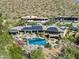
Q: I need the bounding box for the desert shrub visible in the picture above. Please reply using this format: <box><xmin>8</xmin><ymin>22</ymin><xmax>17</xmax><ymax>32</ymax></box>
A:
<box><xmin>45</xmin><ymin>43</ymin><xmax>52</xmax><ymax>48</ymax></box>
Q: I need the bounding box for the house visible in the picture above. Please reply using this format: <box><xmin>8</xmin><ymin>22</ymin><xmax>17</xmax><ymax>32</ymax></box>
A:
<box><xmin>9</xmin><ymin>25</ymin><xmax>64</xmax><ymax>38</ymax></box>
<box><xmin>21</xmin><ymin>16</ymin><xmax>49</xmax><ymax>23</ymax></box>
<box><xmin>9</xmin><ymin>25</ymin><xmax>43</xmax><ymax>34</ymax></box>
<box><xmin>46</xmin><ymin>26</ymin><xmax>63</xmax><ymax>38</ymax></box>
<box><xmin>9</xmin><ymin>26</ymin><xmax>25</xmax><ymax>35</ymax></box>
<box><xmin>52</xmin><ymin>16</ymin><xmax>79</xmax><ymax>22</ymax></box>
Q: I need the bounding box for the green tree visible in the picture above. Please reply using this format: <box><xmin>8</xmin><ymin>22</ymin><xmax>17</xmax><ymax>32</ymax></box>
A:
<box><xmin>0</xmin><ymin>17</ymin><xmax>3</xmax><ymax>34</ymax></box>
<box><xmin>59</xmin><ymin>47</ymin><xmax>79</xmax><ymax>59</ymax></box>
<box><xmin>45</xmin><ymin>43</ymin><xmax>52</xmax><ymax>49</ymax></box>
<box><xmin>0</xmin><ymin>13</ymin><xmax>2</xmax><ymax>17</ymax></box>
<box><xmin>60</xmin><ymin>29</ymin><xmax>79</xmax><ymax>59</ymax></box>
<box><xmin>9</xmin><ymin>44</ymin><xmax>23</xmax><ymax>59</ymax></box>
<box><xmin>30</xmin><ymin>48</ymin><xmax>45</xmax><ymax>59</ymax></box>
<box><xmin>74</xmin><ymin>33</ymin><xmax>79</xmax><ymax>45</ymax></box>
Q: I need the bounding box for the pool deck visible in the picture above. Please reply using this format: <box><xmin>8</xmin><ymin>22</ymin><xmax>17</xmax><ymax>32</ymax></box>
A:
<box><xmin>11</xmin><ymin>31</ymin><xmax>63</xmax><ymax>57</ymax></box>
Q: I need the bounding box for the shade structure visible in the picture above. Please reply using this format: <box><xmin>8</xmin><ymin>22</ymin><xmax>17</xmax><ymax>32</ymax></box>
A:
<box><xmin>71</xmin><ymin>26</ymin><xmax>78</xmax><ymax>31</ymax></box>
<box><xmin>47</xmin><ymin>27</ymin><xmax>59</xmax><ymax>32</ymax></box>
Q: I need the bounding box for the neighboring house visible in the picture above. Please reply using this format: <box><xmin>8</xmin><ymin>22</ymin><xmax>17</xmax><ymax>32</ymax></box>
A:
<box><xmin>21</xmin><ymin>16</ymin><xmax>49</xmax><ymax>23</ymax></box>
<box><xmin>52</xmin><ymin>16</ymin><xmax>79</xmax><ymax>22</ymax></box>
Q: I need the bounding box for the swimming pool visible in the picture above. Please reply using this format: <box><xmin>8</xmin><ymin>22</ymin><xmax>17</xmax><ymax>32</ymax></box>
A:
<box><xmin>28</xmin><ymin>37</ymin><xmax>47</xmax><ymax>46</ymax></box>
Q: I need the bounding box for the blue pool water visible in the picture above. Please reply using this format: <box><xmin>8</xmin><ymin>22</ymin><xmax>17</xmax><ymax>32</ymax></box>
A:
<box><xmin>28</xmin><ymin>37</ymin><xmax>47</xmax><ymax>46</ymax></box>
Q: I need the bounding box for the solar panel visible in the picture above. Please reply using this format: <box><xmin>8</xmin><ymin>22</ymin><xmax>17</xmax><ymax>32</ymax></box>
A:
<box><xmin>21</xmin><ymin>25</ymin><xmax>43</xmax><ymax>31</ymax></box>
<box><xmin>21</xmin><ymin>27</ymin><xmax>32</xmax><ymax>31</ymax></box>
<box><xmin>32</xmin><ymin>25</ymin><xmax>43</xmax><ymax>31</ymax></box>
<box><xmin>71</xmin><ymin>26</ymin><xmax>78</xmax><ymax>31</ymax></box>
